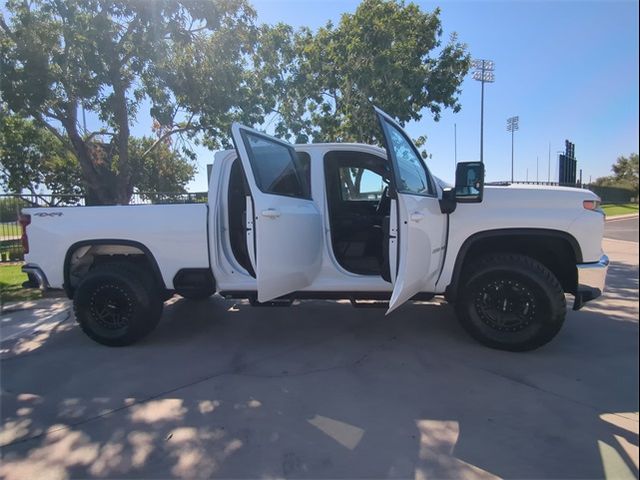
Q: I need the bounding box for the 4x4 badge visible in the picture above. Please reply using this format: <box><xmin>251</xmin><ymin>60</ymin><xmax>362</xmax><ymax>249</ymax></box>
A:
<box><xmin>34</xmin><ymin>212</ymin><xmax>63</xmax><ymax>217</ymax></box>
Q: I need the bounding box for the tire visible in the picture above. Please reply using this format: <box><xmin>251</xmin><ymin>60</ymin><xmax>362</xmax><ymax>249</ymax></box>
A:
<box><xmin>73</xmin><ymin>263</ymin><xmax>163</xmax><ymax>346</ymax></box>
<box><xmin>455</xmin><ymin>254</ymin><xmax>566</xmax><ymax>352</ymax></box>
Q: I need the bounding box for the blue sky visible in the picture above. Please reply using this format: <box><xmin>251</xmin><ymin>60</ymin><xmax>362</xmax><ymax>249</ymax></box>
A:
<box><xmin>180</xmin><ymin>0</ymin><xmax>639</xmax><ymax>189</ymax></box>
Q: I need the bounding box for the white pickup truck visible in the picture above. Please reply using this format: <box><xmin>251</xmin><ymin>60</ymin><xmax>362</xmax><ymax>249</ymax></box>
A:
<box><xmin>20</xmin><ymin>107</ymin><xmax>609</xmax><ymax>351</ymax></box>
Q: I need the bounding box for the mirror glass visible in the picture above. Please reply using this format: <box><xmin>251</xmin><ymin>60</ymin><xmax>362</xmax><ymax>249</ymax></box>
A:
<box><xmin>455</xmin><ymin>162</ymin><xmax>485</xmax><ymax>202</ymax></box>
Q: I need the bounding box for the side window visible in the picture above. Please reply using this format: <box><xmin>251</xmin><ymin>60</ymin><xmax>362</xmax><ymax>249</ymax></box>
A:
<box><xmin>381</xmin><ymin>120</ymin><xmax>433</xmax><ymax>196</ymax></box>
<box><xmin>339</xmin><ymin>167</ymin><xmax>385</xmax><ymax>201</ymax></box>
<box><xmin>241</xmin><ymin>131</ymin><xmax>311</xmax><ymax>199</ymax></box>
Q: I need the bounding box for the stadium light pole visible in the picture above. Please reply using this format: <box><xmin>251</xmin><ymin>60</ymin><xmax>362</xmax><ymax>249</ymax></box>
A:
<box><xmin>548</xmin><ymin>142</ymin><xmax>551</xmax><ymax>182</ymax></box>
<box><xmin>454</xmin><ymin>123</ymin><xmax>457</xmax><ymax>166</ymax></box>
<box><xmin>506</xmin><ymin>116</ymin><xmax>519</xmax><ymax>183</ymax></box>
<box><xmin>472</xmin><ymin>59</ymin><xmax>495</xmax><ymax>163</ymax></box>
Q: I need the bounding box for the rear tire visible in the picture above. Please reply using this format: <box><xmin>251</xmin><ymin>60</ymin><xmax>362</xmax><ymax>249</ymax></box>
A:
<box><xmin>455</xmin><ymin>254</ymin><xmax>566</xmax><ymax>352</ymax></box>
<box><xmin>73</xmin><ymin>263</ymin><xmax>163</xmax><ymax>346</ymax></box>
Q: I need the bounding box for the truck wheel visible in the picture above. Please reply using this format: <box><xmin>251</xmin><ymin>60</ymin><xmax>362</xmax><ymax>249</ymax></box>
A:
<box><xmin>73</xmin><ymin>263</ymin><xmax>163</xmax><ymax>346</ymax></box>
<box><xmin>455</xmin><ymin>254</ymin><xmax>566</xmax><ymax>352</ymax></box>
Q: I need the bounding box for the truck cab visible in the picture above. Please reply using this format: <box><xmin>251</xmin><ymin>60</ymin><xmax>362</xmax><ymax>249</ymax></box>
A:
<box><xmin>212</xmin><ymin>109</ymin><xmax>455</xmax><ymax>312</ymax></box>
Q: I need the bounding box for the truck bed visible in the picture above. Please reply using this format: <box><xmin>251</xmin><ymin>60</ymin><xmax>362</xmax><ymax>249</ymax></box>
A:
<box><xmin>23</xmin><ymin>203</ymin><xmax>210</xmax><ymax>290</ymax></box>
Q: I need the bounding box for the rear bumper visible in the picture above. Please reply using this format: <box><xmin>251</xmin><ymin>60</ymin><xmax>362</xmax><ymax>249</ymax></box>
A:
<box><xmin>22</xmin><ymin>264</ymin><xmax>50</xmax><ymax>290</ymax></box>
<box><xmin>573</xmin><ymin>254</ymin><xmax>609</xmax><ymax>310</ymax></box>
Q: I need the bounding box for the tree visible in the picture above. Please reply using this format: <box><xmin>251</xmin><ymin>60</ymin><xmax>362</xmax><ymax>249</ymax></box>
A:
<box><xmin>611</xmin><ymin>153</ymin><xmax>639</xmax><ymax>191</ymax></box>
<box><xmin>0</xmin><ymin>110</ymin><xmax>83</xmax><ymax>205</ymax></box>
<box><xmin>129</xmin><ymin>136</ymin><xmax>196</xmax><ymax>201</ymax></box>
<box><xmin>0</xmin><ymin>0</ymin><xmax>264</xmax><ymax>205</ymax></box>
<box><xmin>0</xmin><ymin>111</ymin><xmax>196</xmax><ymax>204</ymax></box>
<box><xmin>260</xmin><ymin>0</ymin><xmax>471</xmax><ymax>145</ymax></box>
<box><xmin>594</xmin><ymin>153</ymin><xmax>639</xmax><ymax>191</ymax></box>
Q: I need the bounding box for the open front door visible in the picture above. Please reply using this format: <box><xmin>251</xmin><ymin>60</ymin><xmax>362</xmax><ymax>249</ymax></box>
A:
<box><xmin>231</xmin><ymin>123</ymin><xmax>323</xmax><ymax>302</ymax></box>
<box><xmin>374</xmin><ymin>108</ymin><xmax>448</xmax><ymax>314</ymax></box>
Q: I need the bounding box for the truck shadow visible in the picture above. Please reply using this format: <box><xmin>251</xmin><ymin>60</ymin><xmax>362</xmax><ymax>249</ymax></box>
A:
<box><xmin>1</xmin><ymin>260</ymin><xmax>638</xmax><ymax>479</ymax></box>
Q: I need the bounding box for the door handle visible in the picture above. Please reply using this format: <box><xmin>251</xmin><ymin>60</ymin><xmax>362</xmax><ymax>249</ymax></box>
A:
<box><xmin>261</xmin><ymin>208</ymin><xmax>281</xmax><ymax>219</ymax></box>
<box><xmin>410</xmin><ymin>212</ymin><xmax>425</xmax><ymax>222</ymax></box>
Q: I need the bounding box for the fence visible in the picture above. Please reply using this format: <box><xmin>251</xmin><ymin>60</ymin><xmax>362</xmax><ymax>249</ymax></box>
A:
<box><xmin>0</xmin><ymin>192</ymin><xmax>207</xmax><ymax>262</ymax></box>
<box><xmin>501</xmin><ymin>181</ymin><xmax>638</xmax><ymax>204</ymax></box>
<box><xmin>584</xmin><ymin>185</ymin><xmax>637</xmax><ymax>205</ymax></box>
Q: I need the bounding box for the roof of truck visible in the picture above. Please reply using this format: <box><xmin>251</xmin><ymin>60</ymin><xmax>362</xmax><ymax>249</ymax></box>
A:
<box><xmin>214</xmin><ymin>143</ymin><xmax>387</xmax><ymax>162</ymax></box>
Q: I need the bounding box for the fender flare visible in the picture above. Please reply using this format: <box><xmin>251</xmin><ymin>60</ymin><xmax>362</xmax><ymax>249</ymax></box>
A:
<box><xmin>445</xmin><ymin>228</ymin><xmax>582</xmax><ymax>301</ymax></box>
<box><xmin>63</xmin><ymin>239</ymin><xmax>166</xmax><ymax>297</ymax></box>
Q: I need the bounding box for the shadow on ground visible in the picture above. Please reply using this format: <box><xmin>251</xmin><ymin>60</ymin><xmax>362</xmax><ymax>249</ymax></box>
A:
<box><xmin>1</xmin><ymin>255</ymin><xmax>638</xmax><ymax>479</ymax></box>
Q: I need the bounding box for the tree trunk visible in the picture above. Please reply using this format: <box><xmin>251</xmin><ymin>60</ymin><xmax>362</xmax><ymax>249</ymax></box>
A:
<box><xmin>61</xmin><ymin>102</ymin><xmax>134</xmax><ymax>205</ymax></box>
<box><xmin>111</xmin><ymin>79</ymin><xmax>133</xmax><ymax>205</ymax></box>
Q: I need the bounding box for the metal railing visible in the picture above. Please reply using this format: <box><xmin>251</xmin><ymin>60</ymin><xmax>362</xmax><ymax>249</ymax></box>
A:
<box><xmin>0</xmin><ymin>192</ymin><xmax>207</xmax><ymax>262</ymax></box>
<box><xmin>493</xmin><ymin>181</ymin><xmax>638</xmax><ymax>204</ymax></box>
<box><xmin>488</xmin><ymin>180</ymin><xmax>587</xmax><ymax>187</ymax></box>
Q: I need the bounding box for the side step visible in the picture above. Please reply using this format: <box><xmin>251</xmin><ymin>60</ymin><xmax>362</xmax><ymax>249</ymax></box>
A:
<box><xmin>249</xmin><ymin>297</ymin><xmax>294</xmax><ymax>307</ymax></box>
<box><xmin>350</xmin><ymin>299</ymin><xmax>389</xmax><ymax>309</ymax></box>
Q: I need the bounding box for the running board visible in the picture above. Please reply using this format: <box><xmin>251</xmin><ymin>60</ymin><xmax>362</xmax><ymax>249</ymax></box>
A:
<box><xmin>248</xmin><ymin>297</ymin><xmax>294</xmax><ymax>307</ymax></box>
<box><xmin>350</xmin><ymin>299</ymin><xmax>389</xmax><ymax>308</ymax></box>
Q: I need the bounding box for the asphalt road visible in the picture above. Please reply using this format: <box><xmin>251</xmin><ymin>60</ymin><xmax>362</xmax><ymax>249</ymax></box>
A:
<box><xmin>1</xmin><ymin>238</ymin><xmax>638</xmax><ymax>479</ymax></box>
<box><xmin>605</xmin><ymin>216</ymin><xmax>639</xmax><ymax>243</ymax></box>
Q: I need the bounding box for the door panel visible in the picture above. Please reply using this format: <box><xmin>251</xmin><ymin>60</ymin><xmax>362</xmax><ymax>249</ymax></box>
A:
<box><xmin>374</xmin><ymin>107</ymin><xmax>448</xmax><ymax>313</ymax></box>
<box><xmin>388</xmin><ymin>194</ymin><xmax>446</xmax><ymax>311</ymax></box>
<box><xmin>388</xmin><ymin>198</ymin><xmax>398</xmax><ymax>284</ymax></box>
<box><xmin>232</xmin><ymin>123</ymin><xmax>323</xmax><ymax>302</ymax></box>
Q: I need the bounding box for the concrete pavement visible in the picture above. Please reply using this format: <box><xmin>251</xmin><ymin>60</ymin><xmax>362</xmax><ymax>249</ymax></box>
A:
<box><xmin>605</xmin><ymin>215</ymin><xmax>639</xmax><ymax>243</ymax></box>
<box><xmin>0</xmin><ymin>238</ymin><xmax>638</xmax><ymax>479</ymax></box>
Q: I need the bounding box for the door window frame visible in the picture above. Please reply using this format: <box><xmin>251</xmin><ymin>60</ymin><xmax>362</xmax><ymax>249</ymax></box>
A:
<box><xmin>236</xmin><ymin>129</ymin><xmax>312</xmax><ymax>200</ymax></box>
<box><xmin>377</xmin><ymin>114</ymin><xmax>437</xmax><ymax>198</ymax></box>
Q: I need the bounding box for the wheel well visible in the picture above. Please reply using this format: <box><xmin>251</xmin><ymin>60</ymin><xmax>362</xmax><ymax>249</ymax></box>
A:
<box><xmin>447</xmin><ymin>231</ymin><xmax>580</xmax><ymax>302</ymax></box>
<box><xmin>64</xmin><ymin>241</ymin><xmax>165</xmax><ymax>298</ymax></box>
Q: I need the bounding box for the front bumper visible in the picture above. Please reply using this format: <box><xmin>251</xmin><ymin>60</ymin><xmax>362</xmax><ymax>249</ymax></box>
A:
<box><xmin>22</xmin><ymin>264</ymin><xmax>50</xmax><ymax>290</ymax></box>
<box><xmin>573</xmin><ymin>254</ymin><xmax>609</xmax><ymax>310</ymax></box>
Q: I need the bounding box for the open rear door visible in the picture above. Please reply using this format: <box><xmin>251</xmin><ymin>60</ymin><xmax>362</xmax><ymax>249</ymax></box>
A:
<box><xmin>374</xmin><ymin>108</ymin><xmax>448</xmax><ymax>314</ymax></box>
<box><xmin>231</xmin><ymin>123</ymin><xmax>323</xmax><ymax>302</ymax></box>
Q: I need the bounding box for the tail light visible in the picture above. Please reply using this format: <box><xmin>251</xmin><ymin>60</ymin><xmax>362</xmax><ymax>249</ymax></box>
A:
<box><xmin>583</xmin><ymin>200</ymin><xmax>601</xmax><ymax>211</ymax></box>
<box><xmin>19</xmin><ymin>214</ymin><xmax>31</xmax><ymax>254</ymax></box>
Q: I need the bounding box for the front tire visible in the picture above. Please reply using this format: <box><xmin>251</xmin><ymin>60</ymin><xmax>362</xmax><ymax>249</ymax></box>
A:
<box><xmin>73</xmin><ymin>263</ymin><xmax>163</xmax><ymax>346</ymax></box>
<box><xmin>455</xmin><ymin>254</ymin><xmax>566</xmax><ymax>352</ymax></box>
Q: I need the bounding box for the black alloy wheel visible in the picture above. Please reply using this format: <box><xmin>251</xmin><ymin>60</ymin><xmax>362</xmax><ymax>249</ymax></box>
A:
<box><xmin>455</xmin><ymin>254</ymin><xmax>566</xmax><ymax>352</ymax></box>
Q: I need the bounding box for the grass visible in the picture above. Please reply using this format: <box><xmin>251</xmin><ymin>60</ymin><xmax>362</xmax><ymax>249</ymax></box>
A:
<box><xmin>0</xmin><ymin>263</ymin><xmax>42</xmax><ymax>304</ymax></box>
<box><xmin>0</xmin><ymin>222</ymin><xmax>21</xmax><ymax>241</ymax></box>
<box><xmin>601</xmin><ymin>203</ymin><xmax>639</xmax><ymax>217</ymax></box>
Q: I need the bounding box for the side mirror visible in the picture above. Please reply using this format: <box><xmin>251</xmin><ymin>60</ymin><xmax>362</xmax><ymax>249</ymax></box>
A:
<box><xmin>455</xmin><ymin>162</ymin><xmax>485</xmax><ymax>203</ymax></box>
<box><xmin>439</xmin><ymin>187</ymin><xmax>457</xmax><ymax>214</ymax></box>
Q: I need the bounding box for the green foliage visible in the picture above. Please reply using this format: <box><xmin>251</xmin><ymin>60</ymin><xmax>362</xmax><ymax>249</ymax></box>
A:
<box><xmin>594</xmin><ymin>153</ymin><xmax>639</xmax><ymax>191</ymax></box>
<box><xmin>260</xmin><ymin>0</ymin><xmax>471</xmax><ymax>145</ymax></box>
<box><xmin>0</xmin><ymin>111</ymin><xmax>195</xmax><ymax>202</ymax></box>
<box><xmin>129</xmin><ymin>137</ymin><xmax>196</xmax><ymax>199</ymax></box>
<box><xmin>0</xmin><ymin>197</ymin><xmax>27</xmax><ymax>222</ymax></box>
<box><xmin>0</xmin><ymin>111</ymin><xmax>83</xmax><ymax>204</ymax></box>
<box><xmin>1</xmin><ymin>0</ymin><xmax>472</xmax><ymax>203</ymax></box>
<box><xmin>0</xmin><ymin>0</ymin><xmax>262</xmax><ymax>204</ymax></box>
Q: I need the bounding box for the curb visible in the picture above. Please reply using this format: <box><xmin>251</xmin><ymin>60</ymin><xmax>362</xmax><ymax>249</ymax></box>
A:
<box><xmin>605</xmin><ymin>213</ymin><xmax>639</xmax><ymax>221</ymax></box>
